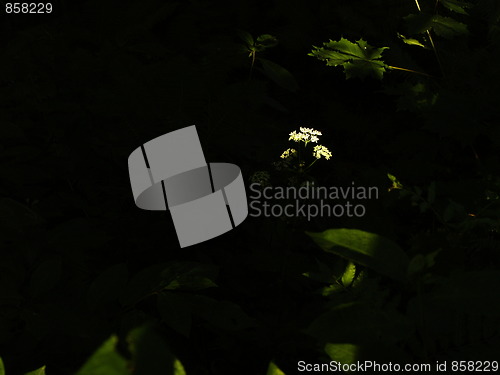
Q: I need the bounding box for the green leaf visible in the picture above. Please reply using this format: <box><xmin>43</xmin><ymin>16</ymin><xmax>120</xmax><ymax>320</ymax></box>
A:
<box><xmin>431</xmin><ymin>15</ymin><xmax>469</xmax><ymax>38</ymax></box>
<box><xmin>127</xmin><ymin>325</ymin><xmax>186</xmax><ymax>375</ymax></box>
<box><xmin>440</xmin><ymin>0</ymin><xmax>470</xmax><ymax>15</ymax></box>
<box><xmin>309</xmin><ymin>38</ymin><xmax>389</xmax><ymax>80</ymax></box>
<box><xmin>302</xmin><ymin>258</ymin><xmax>338</xmax><ymax>284</ymax></box>
<box><xmin>259</xmin><ymin>58</ymin><xmax>299</xmax><ymax>92</ymax></box>
<box><xmin>383</xmin><ymin>82</ymin><xmax>439</xmax><ymax>112</ymax></box>
<box><xmin>388</xmin><ymin>175</ymin><xmax>404</xmax><ymax>191</ymax></box>
<box><xmin>325</xmin><ymin>343</ymin><xmax>359</xmax><ymax>366</ymax></box>
<box><xmin>160</xmin><ymin>261</ymin><xmax>218</xmax><ymax>291</ymax></box>
<box><xmin>306</xmin><ymin>229</ymin><xmax>409</xmax><ymax>281</ymax></box>
<box><xmin>397</xmin><ymin>33</ymin><xmax>427</xmax><ymax>48</ymax></box>
<box><xmin>267</xmin><ymin>361</ymin><xmax>286</xmax><ymax>375</ymax></box>
<box><xmin>120</xmin><ymin>263</ymin><xmax>168</xmax><ymax>306</ymax></box>
<box><xmin>75</xmin><ymin>336</ymin><xmax>129</xmax><ymax>375</ymax></box>
<box><xmin>190</xmin><ymin>296</ymin><xmax>257</xmax><ymax>331</ymax></box>
<box><xmin>387</xmin><ymin>173</ymin><xmax>398</xmax><ymax>183</ymax></box>
<box><xmin>121</xmin><ymin>261</ymin><xmax>218</xmax><ymax>306</ymax></box>
<box><xmin>341</xmin><ymin>261</ymin><xmax>356</xmax><ymax>287</ymax></box>
<box><xmin>255</xmin><ymin>34</ymin><xmax>278</xmax><ymax>50</ymax></box>
<box><xmin>237</xmin><ymin>30</ymin><xmax>254</xmax><ymax>47</ymax></box>
<box><xmin>24</xmin><ymin>366</ymin><xmax>46</xmax><ymax>375</ymax></box>
<box><xmin>405</xmin><ymin>13</ymin><xmax>469</xmax><ymax>38</ymax></box>
<box><xmin>404</xmin><ymin>13</ymin><xmax>434</xmax><ymax>34</ymax></box>
<box><xmin>0</xmin><ymin>357</ymin><xmax>5</xmax><ymax>375</ymax></box>
<box><xmin>408</xmin><ymin>250</ymin><xmax>441</xmax><ymax>279</ymax></box>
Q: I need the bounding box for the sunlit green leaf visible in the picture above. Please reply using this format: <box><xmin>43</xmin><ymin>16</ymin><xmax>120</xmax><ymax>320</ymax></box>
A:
<box><xmin>321</xmin><ymin>283</ymin><xmax>344</xmax><ymax>296</ymax></box>
<box><xmin>309</xmin><ymin>38</ymin><xmax>389</xmax><ymax>80</ymax></box>
<box><xmin>24</xmin><ymin>366</ymin><xmax>46</xmax><ymax>375</ymax></box>
<box><xmin>172</xmin><ymin>360</ymin><xmax>186</xmax><ymax>375</ymax></box>
<box><xmin>325</xmin><ymin>343</ymin><xmax>358</xmax><ymax>366</ymax></box>
<box><xmin>306</xmin><ymin>229</ymin><xmax>409</xmax><ymax>281</ymax></box>
<box><xmin>440</xmin><ymin>0</ymin><xmax>470</xmax><ymax>15</ymax></box>
<box><xmin>0</xmin><ymin>357</ymin><xmax>5</xmax><ymax>375</ymax></box>
<box><xmin>75</xmin><ymin>336</ymin><xmax>129</xmax><ymax>375</ymax></box>
<box><xmin>128</xmin><ymin>325</ymin><xmax>186</xmax><ymax>375</ymax></box>
<box><xmin>341</xmin><ymin>262</ymin><xmax>356</xmax><ymax>287</ymax></box>
<box><xmin>267</xmin><ymin>361</ymin><xmax>286</xmax><ymax>375</ymax></box>
<box><xmin>387</xmin><ymin>173</ymin><xmax>404</xmax><ymax>191</ymax></box>
<box><xmin>397</xmin><ymin>33</ymin><xmax>427</xmax><ymax>48</ymax></box>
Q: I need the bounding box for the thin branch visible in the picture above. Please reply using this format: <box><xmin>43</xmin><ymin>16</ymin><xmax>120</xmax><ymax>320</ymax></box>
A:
<box><xmin>413</xmin><ymin>0</ymin><xmax>445</xmax><ymax>77</ymax></box>
<box><xmin>387</xmin><ymin>65</ymin><xmax>435</xmax><ymax>78</ymax></box>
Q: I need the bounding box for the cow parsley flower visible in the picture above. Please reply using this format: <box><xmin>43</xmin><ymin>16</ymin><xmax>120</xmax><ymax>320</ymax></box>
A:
<box><xmin>289</xmin><ymin>131</ymin><xmax>307</xmax><ymax>142</ymax></box>
<box><xmin>299</xmin><ymin>127</ymin><xmax>322</xmax><ymax>136</ymax></box>
<box><xmin>313</xmin><ymin>145</ymin><xmax>332</xmax><ymax>160</ymax></box>
<box><xmin>289</xmin><ymin>127</ymin><xmax>322</xmax><ymax>143</ymax></box>
<box><xmin>280</xmin><ymin>148</ymin><xmax>297</xmax><ymax>159</ymax></box>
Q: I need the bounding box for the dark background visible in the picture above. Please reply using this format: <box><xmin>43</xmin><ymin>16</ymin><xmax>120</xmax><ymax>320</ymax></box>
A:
<box><xmin>1</xmin><ymin>0</ymin><xmax>500</xmax><ymax>374</ymax></box>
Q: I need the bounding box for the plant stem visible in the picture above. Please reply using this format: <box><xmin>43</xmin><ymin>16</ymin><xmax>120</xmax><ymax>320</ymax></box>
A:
<box><xmin>249</xmin><ymin>51</ymin><xmax>256</xmax><ymax>80</ymax></box>
<box><xmin>413</xmin><ymin>0</ymin><xmax>445</xmax><ymax>77</ymax></box>
<box><xmin>387</xmin><ymin>65</ymin><xmax>434</xmax><ymax>78</ymax></box>
<box><xmin>426</xmin><ymin>31</ymin><xmax>445</xmax><ymax>77</ymax></box>
<box><xmin>306</xmin><ymin>158</ymin><xmax>319</xmax><ymax>171</ymax></box>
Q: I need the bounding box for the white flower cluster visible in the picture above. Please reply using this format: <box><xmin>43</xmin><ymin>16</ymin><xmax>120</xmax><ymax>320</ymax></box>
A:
<box><xmin>280</xmin><ymin>148</ymin><xmax>297</xmax><ymax>159</ymax></box>
<box><xmin>289</xmin><ymin>127</ymin><xmax>322</xmax><ymax>143</ymax></box>
<box><xmin>313</xmin><ymin>145</ymin><xmax>332</xmax><ymax>160</ymax></box>
<box><xmin>281</xmin><ymin>126</ymin><xmax>332</xmax><ymax>162</ymax></box>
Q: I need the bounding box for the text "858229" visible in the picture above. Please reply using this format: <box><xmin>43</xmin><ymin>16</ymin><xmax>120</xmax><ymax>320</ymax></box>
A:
<box><xmin>6</xmin><ymin>3</ymin><xmax>52</xmax><ymax>13</ymax></box>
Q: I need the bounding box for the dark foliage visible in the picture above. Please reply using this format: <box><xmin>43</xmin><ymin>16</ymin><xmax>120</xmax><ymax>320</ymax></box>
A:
<box><xmin>0</xmin><ymin>0</ymin><xmax>499</xmax><ymax>374</ymax></box>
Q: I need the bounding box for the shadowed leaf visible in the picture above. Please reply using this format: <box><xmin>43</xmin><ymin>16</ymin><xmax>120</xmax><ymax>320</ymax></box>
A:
<box><xmin>259</xmin><ymin>58</ymin><xmax>299</xmax><ymax>92</ymax></box>
<box><xmin>306</xmin><ymin>229</ymin><xmax>409</xmax><ymax>281</ymax></box>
